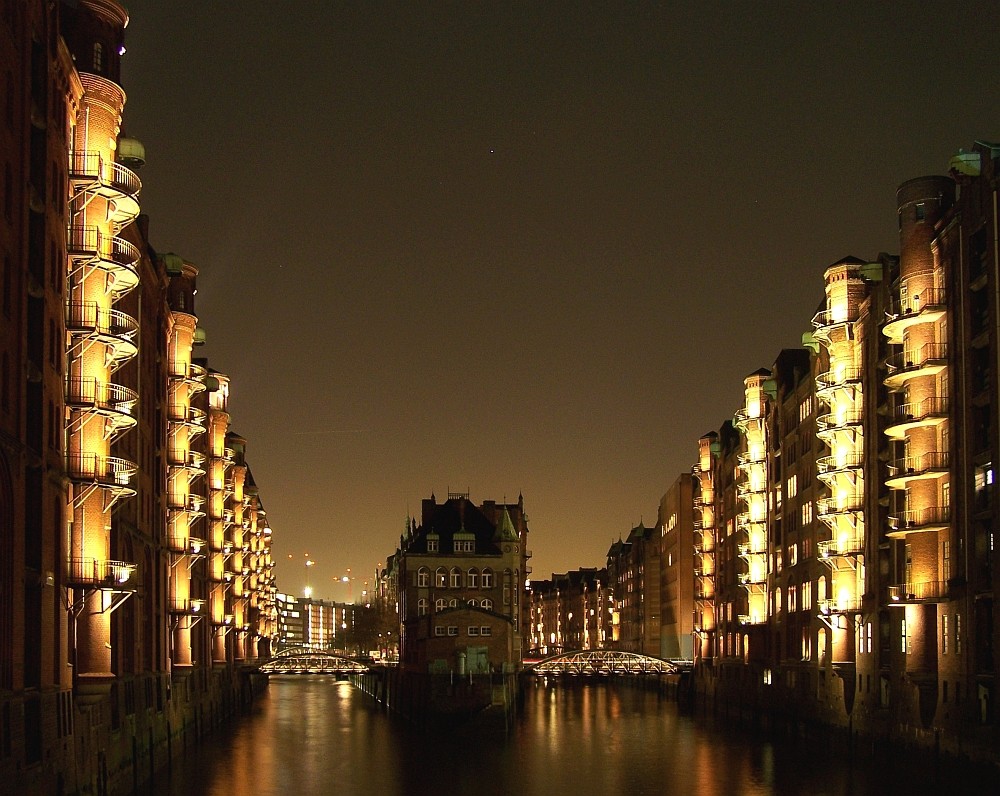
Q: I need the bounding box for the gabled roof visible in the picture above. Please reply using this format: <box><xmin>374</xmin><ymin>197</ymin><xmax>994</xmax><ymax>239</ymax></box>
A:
<box><xmin>407</xmin><ymin>495</ymin><xmax>525</xmax><ymax>556</ymax></box>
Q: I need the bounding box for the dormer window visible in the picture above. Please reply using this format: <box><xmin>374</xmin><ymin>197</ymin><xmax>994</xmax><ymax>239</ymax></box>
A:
<box><xmin>427</xmin><ymin>539</ymin><xmax>438</xmax><ymax>553</ymax></box>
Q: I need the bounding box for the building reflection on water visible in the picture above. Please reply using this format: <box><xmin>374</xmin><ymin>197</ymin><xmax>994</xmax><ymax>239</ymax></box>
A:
<box><xmin>148</xmin><ymin>677</ymin><xmax>992</xmax><ymax>796</ymax></box>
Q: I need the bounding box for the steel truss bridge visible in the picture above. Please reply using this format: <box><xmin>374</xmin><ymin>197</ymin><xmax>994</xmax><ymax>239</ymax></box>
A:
<box><xmin>525</xmin><ymin>650</ymin><xmax>685</xmax><ymax>677</ymax></box>
<box><xmin>259</xmin><ymin>647</ymin><xmax>372</xmax><ymax>674</ymax></box>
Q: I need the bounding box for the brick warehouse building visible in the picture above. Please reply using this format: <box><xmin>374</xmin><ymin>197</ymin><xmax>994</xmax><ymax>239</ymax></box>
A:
<box><xmin>520</xmin><ymin>143</ymin><xmax>1000</xmax><ymax>763</ymax></box>
<box><xmin>393</xmin><ymin>493</ymin><xmax>531</xmax><ymax>673</ymax></box>
<box><xmin>691</xmin><ymin>143</ymin><xmax>1000</xmax><ymax>760</ymax></box>
<box><xmin>0</xmin><ymin>3</ymin><xmax>277</xmax><ymax>793</ymax></box>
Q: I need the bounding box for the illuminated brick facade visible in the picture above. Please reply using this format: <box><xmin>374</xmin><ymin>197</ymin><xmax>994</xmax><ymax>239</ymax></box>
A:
<box><xmin>1</xmin><ymin>4</ymin><xmax>278</xmax><ymax>792</ymax></box>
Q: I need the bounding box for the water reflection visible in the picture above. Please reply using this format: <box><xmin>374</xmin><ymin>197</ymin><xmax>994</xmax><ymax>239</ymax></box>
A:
<box><xmin>148</xmin><ymin>677</ymin><xmax>990</xmax><ymax>796</ymax></box>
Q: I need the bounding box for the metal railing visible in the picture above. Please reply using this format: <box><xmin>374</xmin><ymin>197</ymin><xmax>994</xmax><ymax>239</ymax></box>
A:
<box><xmin>888</xmin><ymin>505</ymin><xmax>950</xmax><ymax>531</ymax></box>
<box><xmin>816</xmin><ymin>495</ymin><xmax>864</xmax><ymax>517</ymax></box>
<box><xmin>818</xmin><ymin>597</ymin><xmax>863</xmax><ymax>615</ymax></box>
<box><xmin>67</xmin><ymin>558</ymin><xmax>136</xmax><ymax>588</ymax></box>
<box><xmin>65</xmin><ymin>377</ymin><xmax>138</xmax><ymax>417</ymax></box>
<box><xmin>168</xmin><ymin>597</ymin><xmax>206</xmax><ymax>614</ymax></box>
<box><xmin>65</xmin><ymin>301</ymin><xmax>138</xmax><ymax>342</ymax></box>
<box><xmin>528</xmin><ymin>649</ymin><xmax>682</xmax><ymax>676</ymax></box>
<box><xmin>888</xmin><ymin>581</ymin><xmax>949</xmax><ymax>603</ymax></box>
<box><xmin>68</xmin><ymin>150</ymin><xmax>141</xmax><ymax>201</ymax></box>
<box><xmin>887</xmin><ymin>451</ymin><xmax>950</xmax><ymax>480</ymax></box>
<box><xmin>815</xmin><ymin>411</ymin><xmax>864</xmax><ymax>432</ymax></box>
<box><xmin>884</xmin><ymin>343</ymin><xmax>949</xmax><ymax>373</ymax></box>
<box><xmin>67</xmin><ymin>224</ymin><xmax>140</xmax><ymax>267</ymax></box>
<box><xmin>66</xmin><ymin>452</ymin><xmax>136</xmax><ymax>486</ymax></box>
<box><xmin>889</xmin><ymin>396</ymin><xmax>949</xmax><ymax>424</ymax></box>
<box><xmin>885</xmin><ymin>287</ymin><xmax>947</xmax><ymax>320</ymax></box>
<box><xmin>812</xmin><ymin>307</ymin><xmax>857</xmax><ymax>329</ymax></box>
<box><xmin>816</xmin><ymin>453</ymin><xmax>865</xmax><ymax>475</ymax></box>
<box><xmin>817</xmin><ymin>536</ymin><xmax>864</xmax><ymax>558</ymax></box>
<box><xmin>815</xmin><ymin>368</ymin><xmax>863</xmax><ymax>391</ymax></box>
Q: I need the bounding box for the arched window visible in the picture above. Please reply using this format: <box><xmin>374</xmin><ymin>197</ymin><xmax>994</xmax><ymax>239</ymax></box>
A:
<box><xmin>481</xmin><ymin>598</ymin><xmax>493</xmax><ymax>611</ymax></box>
<box><xmin>481</xmin><ymin>568</ymin><xmax>494</xmax><ymax>588</ymax></box>
<box><xmin>417</xmin><ymin>598</ymin><xmax>428</xmax><ymax>617</ymax></box>
<box><xmin>450</xmin><ymin>567</ymin><xmax>462</xmax><ymax>588</ymax></box>
<box><xmin>449</xmin><ymin>598</ymin><xmax>458</xmax><ymax>608</ymax></box>
<box><xmin>435</xmin><ymin>567</ymin><xmax>447</xmax><ymax>588</ymax></box>
<box><xmin>435</xmin><ymin>598</ymin><xmax>446</xmax><ymax>612</ymax></box>
<box><xmin>417</xmin><ymin>567</ymin><xmax>429</xmax><ymax>588</ymax></box>
<box><xmin>467</xmin><ymin>568</ymin><xmax>479</xmax><ymax>588</ymax></box>
<box><xmin>467</xmin><ymin>599</ymin><xmax>478</xmax><ymax>608</ymax></box>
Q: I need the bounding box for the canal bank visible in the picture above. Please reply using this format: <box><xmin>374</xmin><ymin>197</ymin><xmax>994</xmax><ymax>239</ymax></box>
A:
<box><xmin>25</xmin><ymin>667</ymin><xmax>269</xmax><ymax>796</ymax></box>
<box><xmin>693</xmin><ymin>662</ymin><xmax>999</xmax><ymax>772</ymax></box>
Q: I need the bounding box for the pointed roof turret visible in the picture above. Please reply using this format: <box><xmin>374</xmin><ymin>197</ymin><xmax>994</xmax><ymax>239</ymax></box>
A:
<box><xmin>495</xmin><ymin>506</ymin><xmax>519</xmax><ymax>542</ymax></box>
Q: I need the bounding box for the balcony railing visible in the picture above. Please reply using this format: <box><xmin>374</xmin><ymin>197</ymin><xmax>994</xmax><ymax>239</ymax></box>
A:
<box><xmin>888</xmin><ymin>581</ymin><xmax>949</xmax><ymax>604</ymax></box>
<box><xmin>883</xmin><ymin>288</ymin><xmax>948</xmax><ymax>341</ymax></box>
<box><xmin>888</xmin><ymin>288</ymin><xmax>948</xmax><ymax>319</ymax></box>
<box><xmin>65</xmin><ymin>301</ymin><xmax>139</xmax><ymax>364</ymax></box>
<box><xmin>738</xmin><ymin>541</ymin><xmax>767</xmax><ymax>557</ymax></box>
<box><xmin>815</xmin><ymin>368</ymin><xmax>863</xmax><ymax>393</ymax></box>
<box><xmin>167</xmin><ymin>447</ymin><xmax>207</xmax><ymax>472</ymax></box>
<box><xmin>884</xmin><ymin>396</ymin><xmax>949</xmax><ymax>438</ymax></box>
<box><xmin>68</xmin><ymin>150</ymin><xmax>141</xmax><ymax>204</ymax></box>
<box><xmin>733</xmin><ymin>407</ymin><xmax>763</xmax><ymax>430</ymax></box>
<box><xmin>66</xmin><ymin>224</ymin><xmax>141</xmax><ymax>298</ymax></box>
<box><xmin>168</xmin><ymin>361</ymin><xmax>208</xmax><ymax>385</ymax></box>
<box><xmin>66</xmin><ymin>452</ymin><xmax>136</xmax><ymax>488</ymax></box>
<box><xmin>884</xmin><ymin>343</ymin><xmax>948</xmax><ymax>384</ymax></box>
<box><xmin>816</xmin><ymin>453</ymin><xmax>865</xmax><ymax>476</ymax></box>
<box><xmin>168</xmin><ymin>597</ymin><xmax>206</xmax><ymax>614</ymax></box>
<box><xmin>816</xmin><ymin>495</ymin><xmax>864</xmax><ymax>518</ymax></box>
<box><xmin>736</xmin><ymin>479</ymin><xmax>767</xmax><ymax>499</ymax></box>
<box><xmin>886</xmin><ymin>451</ymin><xmax>950</xmax><ymax>484</ymax></box>
<box><xmin>168</xmin><ymin>535</ymin><xmax>207</xmax><ymax>555</ymax></box>
<box><xmin>67</xmin><ymin>558</ymin><xmax>136</xmax><ymax>589</ymax></box>
<box><xmin>65</xmin><ymin>377</ymin><xmax>138</xmax><ymax>434</ymax></box>
<box><xmin>818</xmin><ymin>536</ymin><xmax>865</xmax><ymax>558</ymax></box>
<box><xmin>737</xmin><ymin>614</ymin><xmax>766</xmax><ymax>625</ymax></box>
<box><xmin>818</xmin><ymin>597</ymin><xmax>863</xmax><ymax>615</ymax></box>
<box><xmin>167</xmin><ymin>403</ymin><xmax>207</xmax><ymax>426</ymax></box>
<box><xmin>815</xmin><ymin>411</ymin><xmax>864</xmax><ymax>434</ymax></box>
<box><xmin>812</xmin><ymin>307</ymin><xmax>857</xmax><ymax>329</ymax></box>
<box><xmin>887</xmin><ymin>505</ymin><xmax>951</xmax><ymax>535</ymax></box>
<box><xmin>737</xmin><ymin>450</ymin><xmax>766</xmax><ymax>468</ymax></box>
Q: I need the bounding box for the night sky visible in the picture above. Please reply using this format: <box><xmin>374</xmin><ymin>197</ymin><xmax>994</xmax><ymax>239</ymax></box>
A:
<box><xmin>119</xmin><ymin>1</ymin><xmax>999</xmax><ymax>599</ymax></box>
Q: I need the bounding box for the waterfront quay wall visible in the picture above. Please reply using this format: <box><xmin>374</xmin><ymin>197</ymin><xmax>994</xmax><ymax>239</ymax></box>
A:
<box><xmin>694</xmin><ymin>662</ymin><xmax>999</xmax><ymax>769</ymax></box>
<box><xmin>353</xmin><ymin>667</ymin><xmax>520</xmax><ymax>730</ymax></box>
<box><xmin>4</xmin><ymin>668</ymin><xmax>268</xmax><ymax>796</ymax></box>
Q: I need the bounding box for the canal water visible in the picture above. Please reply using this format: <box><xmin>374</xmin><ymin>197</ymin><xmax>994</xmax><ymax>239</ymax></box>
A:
<box><xmin>146</xmin><ymin>676</ymin><xmax>991</xmax><ymax>796</ymax></box>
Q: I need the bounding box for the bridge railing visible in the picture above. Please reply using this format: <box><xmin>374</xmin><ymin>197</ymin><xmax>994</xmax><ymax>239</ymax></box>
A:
<box><xmin>525</xmin><ymin>649</ymin><xmax>687</xmax><ymax>676</ymax></box>
<box><xmin>258</xmin><ymin>648</ymin><xmax>373</xmax><ymax>674</ymax></box>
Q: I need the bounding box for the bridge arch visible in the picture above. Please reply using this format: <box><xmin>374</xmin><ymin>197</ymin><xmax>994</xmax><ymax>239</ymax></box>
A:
<box><xmin>259</xmin><ymin>647</ymin><xmax>371</xmax><ymax>674</ymax></box>
<box><xmin>524</xmin><ymin>649</ymin><xmax>683</xmax><ymax>677</ymax></box>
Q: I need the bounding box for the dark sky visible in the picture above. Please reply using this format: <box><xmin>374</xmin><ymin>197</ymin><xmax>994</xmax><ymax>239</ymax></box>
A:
<box><xmin>119</xmin><ymin>1</ymin><xmax>999</xmax><ymax>600</ymax></box>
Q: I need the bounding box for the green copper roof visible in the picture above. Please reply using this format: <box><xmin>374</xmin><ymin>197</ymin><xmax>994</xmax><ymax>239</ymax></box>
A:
<box><xmin>496</xmin><ymin>507</ymin><xmax>519</xmax><ymax>542</ymax></box>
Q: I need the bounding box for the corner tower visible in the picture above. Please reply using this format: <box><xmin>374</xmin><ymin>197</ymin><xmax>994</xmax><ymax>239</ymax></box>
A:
<box><xmin>63</xmin><ymin>0</ymin><xmax>141</xmax><ymax>700</ymax></box>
